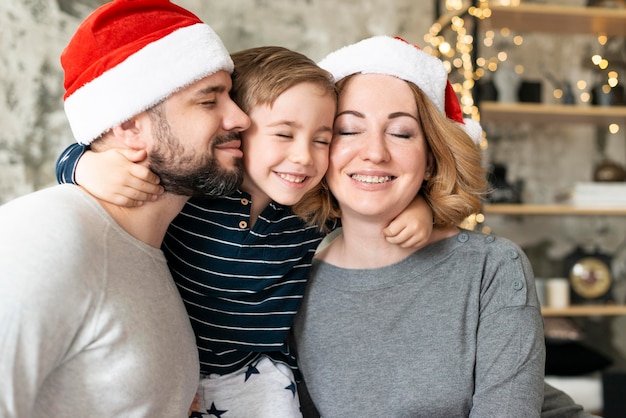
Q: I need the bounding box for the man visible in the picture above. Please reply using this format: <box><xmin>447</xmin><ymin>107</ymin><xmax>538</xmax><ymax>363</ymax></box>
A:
<box><xmin>0</xmin><ymin>0</ymin><xmax>249</xmax><ymax>416</ymax></box>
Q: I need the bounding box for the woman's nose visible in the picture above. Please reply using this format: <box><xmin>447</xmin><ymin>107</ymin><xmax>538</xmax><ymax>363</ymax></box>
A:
<box><xmin>359</xmin><ymin>131</ymin><xmax>390</xmax><ymax>162</ymax></box>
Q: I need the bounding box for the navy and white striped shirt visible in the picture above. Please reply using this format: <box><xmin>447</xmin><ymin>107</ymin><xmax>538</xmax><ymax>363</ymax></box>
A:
<box><xmin>56</xmin><ymin>143</ymin><xmax>326</xmax><ymax>377</ymax></box>
<box><xmin>164</xmin><ymin>191</ymin><xmax>325</xmax><ymax>376</ymax></box>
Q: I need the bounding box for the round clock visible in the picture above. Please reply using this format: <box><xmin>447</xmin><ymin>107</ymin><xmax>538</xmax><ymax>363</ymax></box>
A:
<box><xmin>569</xmin><ymin>256</ymin><xmax>612</xmax><ymax>300</ymax></box>
<box><xmin>563</xmin><ymin>247</ymin><xmax>614</xmax><ymax>304</ymax></box>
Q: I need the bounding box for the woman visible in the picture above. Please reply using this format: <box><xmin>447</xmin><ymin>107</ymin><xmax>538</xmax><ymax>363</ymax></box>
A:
<box><xmin>292</xmin><ymin>36</ymin><xmax>546</xmax><ymax>417</ymax></box>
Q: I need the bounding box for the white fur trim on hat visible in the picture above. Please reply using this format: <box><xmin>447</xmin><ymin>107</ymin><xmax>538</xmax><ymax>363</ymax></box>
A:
<box><xmin>64</xmin><ymin>23</ymin><xmax>233</xmax><ymax>145</ymax></box>
<box><xmin>319</xmin><ymin>36</ymin><xmax>449</xmax><ymax>114</ymax></box>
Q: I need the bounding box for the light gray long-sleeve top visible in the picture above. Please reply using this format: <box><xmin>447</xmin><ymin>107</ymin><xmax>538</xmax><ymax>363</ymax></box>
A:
<box><xmin>294</xmin><ymin>229</ymin><xmax>545</xmax><ymax>417</ymax></box>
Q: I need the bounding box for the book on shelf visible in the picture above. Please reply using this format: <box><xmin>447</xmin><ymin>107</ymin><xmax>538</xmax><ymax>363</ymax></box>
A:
<box><xmin>569</xmin><ymin>182</ymin><xmax>626</xmax><ymax>207</ymax></box>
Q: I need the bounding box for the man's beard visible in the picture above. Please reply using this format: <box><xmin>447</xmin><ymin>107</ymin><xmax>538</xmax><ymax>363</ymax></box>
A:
<box><xmin>146</xmin><ymin>105</ymin><xmax>243</xmax><ymax>198</ymax></box>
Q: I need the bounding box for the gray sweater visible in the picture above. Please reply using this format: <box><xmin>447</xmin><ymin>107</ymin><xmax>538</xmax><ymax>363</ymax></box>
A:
<box><xmin>294</xmin><ymin>230</ymin><xmax>545</xmax><ymax>417</ymax></box>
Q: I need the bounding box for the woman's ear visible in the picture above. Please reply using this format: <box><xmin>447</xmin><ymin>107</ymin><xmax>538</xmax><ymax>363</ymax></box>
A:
<box><xmin>424</xmin><ymin>152</ymin><xmax>435</xmax><ymax>180</ymax></box>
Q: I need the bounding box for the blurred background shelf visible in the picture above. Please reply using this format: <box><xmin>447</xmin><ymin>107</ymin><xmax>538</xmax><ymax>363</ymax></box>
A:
<box><xmin>479</xmin><ymin>102</ymin><xmax>626</xmax><ymax>125</ymax></box>
<box><xmin>484</xmin><ymin>4</ymin><xmax>626</xmax><ymax>36</ymax></box>
<box><xmin>483</xmin><ymin>204</ymin><xmax>626</xmax><ymax>216</ymax></box>
<box><xmin>542</xmin><ymin>305</ymin><xmax>626</xmax><ymax>317</ymax></box>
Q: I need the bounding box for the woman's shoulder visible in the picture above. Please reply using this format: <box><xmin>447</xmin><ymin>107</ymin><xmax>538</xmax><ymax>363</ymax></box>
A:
<box><xmin>451</xmin><ymin>229</ymin><xmax>533</xmax><ymax>279</ymax></box>
<box><xmin>460</xmin><ymin>229</ymin><xmax>525</xmax><ymax>256</ymax></box>
<box><xmin>456</xmin><ymin>230</ymin><xmax>539</xmax><ymax>311</ymax></box>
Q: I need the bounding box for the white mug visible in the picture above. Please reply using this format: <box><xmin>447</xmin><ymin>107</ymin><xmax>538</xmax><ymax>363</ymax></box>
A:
<box><xmin>546</xmin><ymin>278</ymin><xmax>570</xmax><ymax>308</ymax></box>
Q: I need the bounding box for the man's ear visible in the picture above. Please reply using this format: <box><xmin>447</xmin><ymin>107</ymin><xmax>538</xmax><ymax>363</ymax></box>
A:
<box><xmin>111</xmin><ymin>115</ymin><xmax>149</xmax><ymax>151</ymax></box>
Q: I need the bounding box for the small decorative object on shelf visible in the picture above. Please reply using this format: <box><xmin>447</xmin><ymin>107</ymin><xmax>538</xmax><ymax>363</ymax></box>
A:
<box><xmin>544</xmin><ymin>72</ymin><xmax>575</xmax><ymax>105</ymax></box>
<box><xmin>570</xmin><ymin>182</ymin><xmax>626</xmax><ymax>206</ymax></box>
<box><xmin>593</xmin><ymin>159</ymin><xmax>626</xmax><ymax>182</ymax></box>
<box><xmin>592</xmin><ymin>122</ymin><xmax>625</xmax><ymax>182</ymax></box>
<box><xmin>563</xmin><ymin>246</ymin><xmax>614</xmax><ymax>304</ymax></box>
<box><xmin>587</xmin><ymin>0</ymin><xmax>626</xmax><ymax>8</ymax></box>
<box><xmin>485</xmin><ymin>163</ymin><xmax>523</xmax><ymax>204</ymax></box>
<box><xmin>517</xmin><ymin>80</ymin><xmax>542</xmax><ymax>103</ymax></box>
<box><xmin>474</xmin><ymin>77</ymin><xmax>498</xmax><ymax>103</ymax></box>
<box><xmin>492</xmin><ymin>65</ymin><xmax>521</xmax><ymax>103</ymax></box>
<box><xmin>591</xmin><ymin>82</ymin><xmax>624</xmax><ymax>106</ymax></box>
<box><xmin>546</xmin><ymin>278</ymin><xmax>571</xmax><ymax>309</ymax></box>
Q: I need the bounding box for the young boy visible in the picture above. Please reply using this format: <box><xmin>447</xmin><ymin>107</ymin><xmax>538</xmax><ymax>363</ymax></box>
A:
<box><xmin>56</xmin><ymin>46</ymin><xmax>433</xmax><ymax>417</ymax></box>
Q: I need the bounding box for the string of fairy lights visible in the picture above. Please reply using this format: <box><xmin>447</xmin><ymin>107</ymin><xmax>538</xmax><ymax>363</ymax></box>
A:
<box><xmin>425</xmin><ymin>0</ymin><xmax>624</xmax><ymax>231</ymax></box>
<box><xmin>423</xmin><ymin>0</ymin><xmax>623</xmax><ymax>139</ymax></box>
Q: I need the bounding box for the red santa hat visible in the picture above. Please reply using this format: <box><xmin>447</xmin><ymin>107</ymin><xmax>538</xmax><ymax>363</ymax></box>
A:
<box><xmin>318</xmin><ymin>35</ymin><xmax>483</xmax><ymax>144</ymax></box>
<box><xmin>61</xmin><ymin>0</ymin><xmax>233</xmax><ymax>145</ymax></box>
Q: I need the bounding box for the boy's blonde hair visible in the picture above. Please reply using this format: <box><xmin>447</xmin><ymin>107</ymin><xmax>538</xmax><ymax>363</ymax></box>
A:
<box><xmin>292</xmin><ymin>75</ymin><xmax>487</xmax><ymax>232</ymax></box>
<box><xmin>230</xmin><ymin>46</ymin><xmax>337</xmax><ymax>113</ymax></box>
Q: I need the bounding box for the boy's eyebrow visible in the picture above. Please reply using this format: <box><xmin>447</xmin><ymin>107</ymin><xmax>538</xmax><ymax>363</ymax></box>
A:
<box><xmin>268</xmin><ymin>120</ymin><xmax>333</xmax><ymax>133</ymax></box>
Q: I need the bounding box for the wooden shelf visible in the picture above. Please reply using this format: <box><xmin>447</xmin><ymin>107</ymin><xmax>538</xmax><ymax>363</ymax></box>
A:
<box><xmin>483</xmin><ymin>4</ymin><xmax>626</xmax><ymax>36</ymax></box>
<box><xmin>542</xmin><ymin>304</ymin><xmax>626</xmax><ymax>317</ymax></box>
<box><xmin>473</xmin><ymin>4</ymin><xmax>626</xmax><ymax>326</ymax></box>
<box><xmin>479</xmin><ymin>102</ymin><xmax>626</xmax><ymax>125</ymax></box>
<box><xmin>483</xmin><ymin>204</ymin><xmax>626</xmax><ymax>216</ymax></box>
